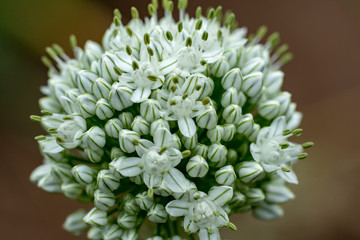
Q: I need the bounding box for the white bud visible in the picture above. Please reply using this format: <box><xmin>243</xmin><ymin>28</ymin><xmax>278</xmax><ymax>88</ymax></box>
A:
<box><xmin>99</xmin><ymin>53</ymin><xmax>120</xmax><ymax>83</ymax></box>
<box><xmin>118</xmin><ymin>112</ymin><xmax>134</xmax><ymax>129</ymax></box>
<box><xmin>248</xmin><ymin>123</ymin><xmax>260</xmax><ymax>142</ymax></box>
<box><xmin>61</xmin><ymin>182</ymin><xmax>83</xmax><ymax>199</ymax></box>
<box><xmin>221</xmin><ymin>87</ymin><xmax>239</xmax><ymax>107</ymax></box>
<box><xmin>81</xmin><ymin>126</ymin><xmax>106</xmax><ymax>151</ymax></box>
<box><xmin>85</xmin><ymin>183</ymin><xmax>98</xmax><ymax>197</ymax></box>
<box><xmin>30</xmin><ymin>164</ymin><xmax>51</xmax><ymax>184</ymax></box>
<box><xmin>242</xmin><ymin>57</ymin><xmax>265</xmax><ymax>75</ymax></box>
<box><xmin>264</xmin><ymin>71</ymin><xmax>283</xmax><ymax>96</ymax></box>
<box><xmin>85</xmin><ymin>148</ymin><xmax>104</xmax><ymax>163</ymax></box>
<box><xmin>263</xmin><ymin>182</ymin><xmax>295</xmax><ymax>204</ymax></box>
<box><xmin>236</xmin><ymin>113</ymin><xmax>254</xmax><ymax>136</ymax></box>
<box><xmin>122</xmin><ymin>229</ymin><xmax>138</xmax><ymax>240</ymax></box>
<box><xmin>180</xmin><ymin>132</ymin><xmax>198</xmax><ymax>149</ymax></box>
<box><xmin>222</xmin><ymin>124</ymin><xmax>236</xmax><ymax>142</ymax></box>
<box><xmin>82</xmin><ymin>41</ymin><xmax>103</xmax><ymax>67</ymax></box>
<box><xmin>76</xmin><ymin>70</ymin><xmax>98</xmax><ymax>93</ymax></box>
<box><xmin>140</xmin><ymin>99</ymin><xmax>163</xmax><ymax>122</ymax></box>
<box><xmin>117</xmin><ymin>212</ymin><xmax>137</xmax><ymax>229</ymax></box>
<box><xmin>186</xmin><ymin>155</ymin><xmax>209</xmax><ymax>178</ymax></box>
<box><xmin>37</xmin><ymin>173</ymin><xmax>61</xmax><ymax>193</ymax></box>
<box><xmin>118</xmin><ymin>129</ymin><xmax>140</xmax><ymax>153</ymax></box>
<box><xmin>95</xmin><ymin>98</ymin><xmax>114</xmax><ymax>120</ymax></box>
<box><xmin>221</xmin><ymin>68</ymin><xmax>242</xmax><ymax>90</ymax></box>
<box><xmin>87</xmin><ymin>227</ymin><xmax>103</xmax><ymax>240</ymax></box>
<box><xmin>131</xmin><ymin>116</ymin><xmax>150</xmax><ymax>135</ymax></box>
<box><xmin>92</xmin><ymin>77</ymin><xmax>111</xmax><ymax>99</ymax></box>
<box><xmin>83</xmin><ymin>208</ymin><xmax>108</xmax><ymax>228</ymax></box>
<box><xmin>94</xmin><ymin>189</ymin><xmax>115</xmax><ymax>210</ymax></box>
<box><xmin>51</xmin><ymin>163</ymin><xmax>73</xmax><ymax>182</ymax></box>
<box><xmin>105</xmin><ymin>118</ymin><xmax>122</xmax><ymax>138</ymax></box>
<box><xmin>245</xmin><ymin>188</ymin><xmax>265</xmax><ymax>204</ymax></box>
<box><xmin>210</xmin><ymin>56</ymin><xmax>230</xmax><ymax>78</ymax></box>
<box><xmin>72</xmin><ymin>165</ymin><xmax>97</xmax><ymax>185</ymax></box>
<box><xmin>224</xmin><ymin>48</ymin><xmax>239</xmax><ymax>67</ymax></box>
<box><xmin>286</xmin><ymin>111</ymin><xmax>302</xmax><ymax>130</ymax></box>
<box><xmin>123</xmin><ymin>195</ymin><xmax>140</xmax><ymax>214</ymax></box>
<box><xmin>253</xmin><ymin>202</ymin><xmax>283</xmax><ymax>220</ymax></box>
<box><xmin>110</xmin><ymin>147</ymin><xmax>125</xmax><ymax>160</ymax></box>
<box><xmin>222</xmin><ymin>104</ymin><xmax>242</xmax><ymax>124</ymax></box>
<box><xmin>243</xmin><ymin>72</ymin><xmax>263</xmax><ymax>97</ymax></box>
<box><xmin>76</xmin><ymin>93</ymin><xmax>97</xmax><ymax>118</ymax></box>
<box><xmin>198</xmin><ymin>77</ymin><xmax>214</xmax><ymax>99</ymax></box>
<box><xmin>196</xmin><ymin>106</ymin><xmax>218</xmax><ymax>129</ymax></box>
<box><xmin>39</xmin><ymin>96</ymin><xmax>62</xmax><ymax>113</ymax></box>
<box><xmin>147</xmin><ymin>203</ymin><xmax>168</xmax><ymax>223</ymax></box>
<box><xmin>258</xmin><ymin>100</ymin><xmax>280</xmax><ymax>120</ymax></box>
<box><xmin>63</xmin><ymin>209</ymin><xmax>88</xmax><ymax>235</ymax></box>
<box><xmin>97</xmin><ymin>169</ymin><xmax>121</xmax><ymax>193</ymax></box>
<box><xmin>238</xmin><ymin>161</ymin><xmax>265</xmax><ymax>183</ymax></box>
<box><xmin>215</xmin><ymin>165</ymin><xmax>236</xmax><ymax>185</ymax></box>
<box><xmin>193</xmin><ymin>143</ymin><xmax>208</xmax><ymax>158</ymax></box>
<box><xmin>207</xmin><ymin>125</ymin><xmax>224</xmax><ymax>143</ymax></box>
<box><xmin>275</xmin><ymin>91</ymin><xmax>291</xmax><ymax>115</ymax></box>
<box><xmin>150</xmin><ymin>119</ymin><xmax>170</xmax><ymax>136</ymax></box>
<box><xmin>102</xmin><ymin>224</ymin><xmax>124</xmax><ymax>240</ymax></box>
<box><xmin>238</xmin><ymin>91</ymin><xmax>247</xmax><ymax>107</ymax></box>
<box><xmin>208</xmin><ymin>143</ymin><xmax>228</xmax><ymax>167</ymax></box>
<box><xmin>109</xmin><ymin>82</ymin><xmax>134</xmax><ymax>111</ymax></box>
<box><xmin>135</xmin><ymin>191</ymin><xmax>154</xmax><ymax>211</ymax></box>
<box><xmin>229</xmin><ymin>191</ymin><xmax>246</xmax><ymax>208</ymax></box>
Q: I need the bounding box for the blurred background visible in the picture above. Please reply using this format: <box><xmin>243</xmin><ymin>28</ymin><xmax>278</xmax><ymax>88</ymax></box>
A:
<box><xmin>0</xmin><ymin>0</ymin><xmax>359</xmax><ymax>239</ymax></box>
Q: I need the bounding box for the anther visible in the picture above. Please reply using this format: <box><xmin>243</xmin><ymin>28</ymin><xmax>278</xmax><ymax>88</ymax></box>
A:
<box><xmin>207</xmin><ymin>8</ymin><xmax>215</xmax><ymax>19</ymax></box>
<box><xmin>126</xmin><ymin>27</ymin><xmax>133</xmax><ymax>37</ymax></box>
<box><xmin>178</xmin><ymin>0</ymin><xmax>188</xmax><ymax>10</ymax></box>
<box><xmin>170</xmin><ymin>86</ymin><xmax>176</xmax><ymax>92</ymax></box>
<box><xmin>113</xmin><ymin>66</ymin><xmax>122</xmax><ymax>76</ymax></box>
<box><xmin>126</xmin><ymin>45</ymin><xmax>132</xmax><ymax>55</ymax></box>
<box><xmin>281</xmin><ymin>167</ymin><xmax>291</xmax><ymax>172</ymax></box>
<box><xmin>196</xmin><ymin>6</ymin><xmax>202</xmax><ymax>19</ymax></box>
<box><xmin>215</xmin><ymin>6</ymin><xmax>223</xmax><ymax>19</ymax></box>
<box><xmin>41</xmin><ymin>110</ymin><xmax>53</xmax><ymax>116</ymax></box>
<box><xmin>147</xmin><ymin>75</ymin><xmax>158</xmax><ymax>81</ymax></box>
<box><xmin>202</xmin><ymin>31</ymin><xmax>208</xmax><ymax>41</ymax></box>
<box><xmin>166</xmin><ymin>31</ymin><xmax>173</xmax><ymax>41</ymax></box>
<box><xmin>279</xmin><ymin>143</ymin><xmax>289</xmax><ymax>149</ymax></box>
<box><xmin>132</xmin><ymin>138</ymin><xmax>140</xmax><ymax>146</ymax></box>
<box><xmin>195</xmin><ymin>85</ymin><xmax>202</xmax><ymax>91</ymax></box>
<box><xmin>147</xmin><ymin>188</ymin><xmax>154</xmax><ymax>198</ymax></box>
<box><xmin>302</xmin><ymin>142</ymin><xmax>314</xmax><ymax>149</ymax></box>
<box><xmin>113</xmin><ymin>16</ymin><xmax>121</xmax><ymax>27</ymax></box>
<box><xmin>177</xmin><ymin>21</ymin><xmax>183</xmax><ymax>32</ymax></box>
<box><xmin>170</xmin><ymin>100</ymin><xmax>176</xmax><ymax>106</ymax></box>
<box><xmin>256</xmin><ymin>25</ymin><xmax>268</xmax><ymax>39</ymax></box>
<box><xmin>41</xmin><ymin>56</ymin><xmax>52</xmax><ymax>68</ymax></box>
<box><xmin>280</xmin><ymin>53</ymin><xmax>293</xmax><ymax>65</ymax></box>
<box><xmin>131</xmin><ymin>7</ymin><xmax>139</xmax><ymax>19</ymax></box>
<box><xmin>147</xmin><ymin>47</ymin><xmax>154</xmax><ymax>56</ymax></box>
<box><xmin>298</xmin><ymin>153</ymin><xmax>308</xmax><ymax>160</ymax></box>
<box><xmin>282</xmin><ymin>129</ymin><xmax>292</xmax><ymax>136</ymax></box>
<box><xmin>144</xmin><ymin>33</ymin><xmax>150</xmax><ymax>45</ymax></box>
<box><xmin>227</xmin><ymin>222</ymin><xmax>237</xmax><ymax>231</ymax></box>
<box><xmin>113</xmin><ymin>9</ymin><xmax>122</xmax><ymax>19</ymax></box>
<box><xmin>202</xmin><ymin>97</ymin><xmax>210</xmax><ymax>105</ymax></box>
<box><xmin>132</xmin><ymin>61</ymin><xmax>139</xmax><ymax>70</ymax></box>
<box><xmin>182</xmin><ymin>94</ymin><xmax>188</xmax><ymax>100</ymax></box>
<box><xmin>292</xmin><ymin>128</ymin><xmax>303</xmax><ymax>136</ymax></box>
<box><xmin>148</xmin><ymin>4</ymin><xmax>156</xmax><ymax>16</ymax></box>
<box><xmin>45</xmin><ymin>47</ymin><xmax>57</xmax><ymax>59</ymax></box>
<box><xmin>56</xmin><ymin>136</ymin><xmax>65</xmax><ymax>143</ymax></box>
<box><xmin>167</xmin><ymin>1</ymin><xmax>174</xmax><ymax>12</ymax></box>
<box><xmin>30</xmin><ymin>115</ymin><xmax>42</xmax><ymax>122</ymax></box>
<box><xmin>181</xmin><ymin>150</ymin><xmax>191</xmax><ymax>158</ymax></box>
<box><xmin>195</xmin><ymin>19</ymin><xmax>203</xmax><ymax>30</ymax></box>
<box><xmin>217</xmin><ymin>30</ymin><xmax>222</xmax><ymax>39</ymax></box>
<box><xmin>69</xmin><ymin>34</ymin><xmax>77</xmax><ymax>48</ymax></box>
<box><xmin>200</xmin><ymin>59</ymin><xmax>207</xmax><ymax>66</ymax></box>
<box><xmin>48</xmin><ymin>128</ymin><xmax>58</xmax><ymax>134</ymax></box>
<box><xmin>34</xmin><ymin>135</ymin><xmax>46</xmax><ymax>141</ymax></box>
<box><xmin>226</xmin><ymin>13</ymin><xmax>235</xmax><ymax>27</ymax></box>
<box><xmin>172</xmin><ymin>76</ymin><xmax>179</xmax><ymax>84</ymax></box>
<box><xmin>185</xmin><ymin>37</ymin><xmax>192</xmax><ymax>47</ymax></box>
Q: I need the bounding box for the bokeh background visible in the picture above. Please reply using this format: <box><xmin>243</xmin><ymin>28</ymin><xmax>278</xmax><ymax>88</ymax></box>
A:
<box><xmin>1</xmin><ymin>0</ymin><xmax>359</xmax><ymax>239</ymax></box>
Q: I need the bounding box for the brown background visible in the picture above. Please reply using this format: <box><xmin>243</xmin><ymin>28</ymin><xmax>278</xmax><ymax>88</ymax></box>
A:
<box><xmin>0</xmin><ymin>0</ymin><xmax>359</xmax><ymax>239</ymax></box>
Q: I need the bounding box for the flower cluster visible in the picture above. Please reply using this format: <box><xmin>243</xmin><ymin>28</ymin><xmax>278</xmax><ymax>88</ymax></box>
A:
<box><xmin>30</xmin><ymin>0</ymin><xmax>313</xmax><ymax>239</ymax></box>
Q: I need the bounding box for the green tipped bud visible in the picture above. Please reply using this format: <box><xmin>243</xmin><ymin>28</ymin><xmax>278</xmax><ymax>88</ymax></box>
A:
<box><xmin>292</xmin><ymin>128</ymin><xmax>303</xmax><ymax>136</ymax></box>
<box><xmin>195</xmin><ymin>19</ymin><xmax>203</xmax><ymax>30</ymax></box>
<box><xmin>196</xmin><ymin>6</ymin><xmax>202</xmax><ymax>19</ymax></box>
<box><xmin>144</xmin><ymin>33</ymin><xmax>150</xmax><ymax>45</ymax></box>
<box><xmin>185</xmin><ymin>37</ymin><xmax>192</xmax><ymax>47</ymax></box>
<box><xmin>302</xmin><ymin>141</ymin><xmax>314</xmax><ymax>149</ymax></box>
<box><xmin>298</xmin><ymin>153</ymin><xmax>308</xmax><ymax>160</ymax></box>
<box><xmin>178</xmin><ymin>0</ymin><xmax>188</xmax><ymax>10</ymax></box>
<box><xmin>30</xmin><ymin>115</ymin><xmax>42</xmax><ymax>122</ymax></box>
<box><xmin>131</xmin><ymin>7</ymin><xmax>139</xmax><ymax>19</ymax></box>
<box><xmin>166</xmin><ymin>31</ymin><xmax>173</xmax><ymax>41</ymax></box>
<box><xmin>177</xmin><ymin>21</ymin><xmax>183</xmax><ymax>32</ymax></box>
<box><xmin>69</xmin><ymin>34</ymin><xmax>77</xmax><ymax>48</ymax></box>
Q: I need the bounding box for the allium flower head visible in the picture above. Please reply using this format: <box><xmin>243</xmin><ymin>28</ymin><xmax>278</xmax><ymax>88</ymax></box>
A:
<box><xmin>30</xmin><ymin>0</ymin><xmax>313</xmax><ymax>239</ymax></box>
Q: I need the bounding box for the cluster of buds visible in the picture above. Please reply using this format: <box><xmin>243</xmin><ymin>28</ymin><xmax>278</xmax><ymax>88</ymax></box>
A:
<box><xmin>30</xmin><ymin>0</ymin><xmax>313</xmax><ymax>239</ymax></box>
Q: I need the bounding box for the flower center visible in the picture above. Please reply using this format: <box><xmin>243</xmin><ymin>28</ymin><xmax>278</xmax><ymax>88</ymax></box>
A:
<box><xmin>143</xmin><ymin>149</ymin><xmax>171</xmax><ymax>175</ymax></box>
<box><xmin>169</xmin><ymin>95</ymin><xmax>194</xmax><ymax>118</ymax></box>
<box><xmin>177</xmin><ymin>47</ymin><xmax>201</xmax><ymax>70</ymax></box>
<box><xmin>132</xmin><ymin>62</ymin><xmax>157</xmax><ymax>88</ymax></box>
<box><xmin>190</xmin><ymin>199</ymin><xmax>217</xmax><ymax>227</ymax></box>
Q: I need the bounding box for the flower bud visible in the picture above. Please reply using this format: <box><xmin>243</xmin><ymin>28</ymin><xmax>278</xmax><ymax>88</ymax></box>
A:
<box><xmin>286</xmin><ymin>111</ymin><xmax>302</xmax><ymax>130</ymax></box>
<box><xmin>258</xmin><ymin>100</ymin><xmax>280</xmax><ymax>120</ymax></box>
<box><xmin>81</xmin><ymin>126</ymin><xmax>106</xmax><ymax>151</ymax></box>
<box><xmin>242</xmin><ymin>72</ymin><xmax>263</xmax><ymax>97</ymax></box>
<box><xmin>222</xmin><ymin>124</ymin><xmax>236</xmax><ymax>141</ymax></box>
<box><xmin>193</xmin><ymin>143</ymin><xmax>208</xmax><ymax>158</ymax></box>
<box><xmin>197</xmin><ymin>77</ymin><xmax>214</xmax><ymax>99</ymax></box>
<box><xmin>105</xmin><ymin>118</ymin><xmax>122</xmax><ymax>138</ymax></box>
<box><xmin>221</xmin><ymin>87</ymin><xmax>239</xmax><ymax>107</ymax></box>
<box><xmin>262</xmin><ymin>182</ymin><xmax>295</xmax><ymax>204</ymax></box>
<box><xmin>150</xmin><ymin>119</ymin><xmax>170</xmax><ymax>136</ymax></box>
<box><xmin>117</xmin><ymin>212</ymin><xmax>138</xmax><ymax>229</ymax></box>
<box><xmin>238</xmin><ymin>91</ymin><xmax>247</xmax><ymax>107</ymax></box>
<box><xmin>102</xmin><ymin>224</ymin><xmax>123</xmax><ymax>240</ymax></box>
<box><xmin>87</xmin><ymin>227</ymin><xmax>102</xmax><ymax>240</ymax></box>
<box><xmin>221</xmin><ymin>68</ymin><xmax>242</xmax><ymax>91</ymax></box>
<box><xmin>196</xmin><ymin>106</ymin><xmax>217</xmax><ymax>129</ymax></box>
<box><xmin>248</xmin><ymin>123</ymin><xmax>260</xmax><ymax>142</ymax></box>
<box><xmin>140</xmin><ymin>99</ymin><xmax>163</xmax><ymax>122</ymax></box>
<box><xmin>207</xmin><ymin>125</ymin><xmax>224</xmax><ymax>143</ymax></box>
<box><xmin>119</xmin><ymin>129</ymin><xmax>140</xmax><ymax>153</ymax></box>
<box><xmin>72</xmin><ymin>164</ymin><xmax>97</xmax><ymax>185</ymax></box>
<box><xmin>236</xmin><ymin>113</ymin><xmax>254</xmax><ymax>136</ymax></box>
<box><xmin>242</xmin><ymin>57</ymin><xmax>265</xmax><ymax>75</ymax></box>
<box><xmin>118</xmin><ymin>112</ymin><xmax>134</xmax><ymax>129</ymax></box>
<box><xmin>51</xmin><ymin>163</ymin><xmax>73</xmax><ymax>182</ymax></box>
<box><xmin>131</xmin><ymin>116</ymin><xmax>150</xmax><ymax>135</ymax></box>
<box><xmin>122</xmin><ymin>229</ymin><xmax>138</xmax><ymax>240</ymax></box>
<box><xmin>63</xmin><ymin>209</ymin><xmax>89</xmax><ymax>235</ymax></box>
<box><xmin>84</xmin><ymin>146</ymin><xmax>103</xmax><ymax>163</ymax></box>
<box><xmin>210</xmin><ymin>56</ymin><xmax>230</xmax><ymax>78</ymax></box>
<box><xmin>97</xmin><ymin>169</ymin><xmax>121</xmax><ymax>193</ymax></box>
<box><xmin>61</xmin><ymin>182</ymin><xmax>83</xmax><ymax>199</ymax></box>
<box><xmin>39</xmin><ymin>96</ymin><xmax>62</xmax><ymax>113</ymax></box>
<box><xmin>123</xmin><ymin>194</ymin><xmax>140</xmax><ymax>214</ymax></box>
<box><xmin>222</xmin><ymin>104</ymin><xmax>242</xmax><ymax>124</ymax></box>
<box><xmin>224</xmin><ymin>48</ymin><xmax>240</xmax><ymax>67</ymax></box>
<box><xmin>92</xmin><ymin>77</ymin><xmax>111</xmax><ymax>100</ymax></box>
<box><xmin>82</xmin><ymin>40</ymin><xmax>103</xmax><ymax>67</ymax></box>
<box><xmin>37</xmin><ymin>173</ymin><xmax>62</xmax><ymax>193</ymax></box>
<box><xmin>83</xmin><ymin>208</ymin><xmax>108</xmax><ymax>228</ymax></box>
<box><xmin>30</xmin><ymin>164</ymin><xmax>51</xmax><ymax>184</ymax></box>
<box><xmin>274</xmin><ymin>91</ymin><xmax>291</xmax><ymax>115</ymax></box>
<box><xmin>94</xmin><ymin>189</ymin><xmax>115</xmax><ymax>210</ymax></box>
<box><xmin>186</xmin><ymin>155</ymin><xmax>209</xmax><ymax>178</ymax></box>
<box><xmin>228</xmin><ymin>191</ymin><xmax>246</xmax><ymax>209</ymax></box>
<box><xmin>264</xmin><ymin>71</ymin><xmax>283</xmax><ymax>96</ymax></box>
<box><xmin>76</xmin><ymin>93</ymin><xmax>97</xmax><ymax>118</ymax></box>
<box><xmin>245</xmin><ymin>188</ymin><xmax>265</xmax><ymax>204</ymax></box>
<box><xmin>147</xmin><ymin>203</ymin><xmax>168</xmax><ymax>223</ymax></box>
<box><xmin>135</xmin><ymin>191</ymin><xmax>154</xmax><ymax>211</ymax></box>
<box><xmin>108</xmin><ymin>82</ymin><xmax>134</xmax><ymax>111</ymax></box>
<box><xmin>180</xmin><ymin>132</ymin><xmax>198</xmax><ymax>149</ymax></box>
<box><xmin>208</xmin><ymin>143</ymin><xmax>228</xmax><ymax>167</ymax></box>
<box><xmin>95</xmin><ymin>98</ymin><xmax>115</xmax><ymax>120</ymax></box>
<box><xmin>76</xmin><ymin>70</ymin><xmax>98</xmax><ymax>93</ymax></box>
<box><xmin>99</xmin><ymin>53</ymin><xmax>121</xmax><ymax>83</ymax></box>
<box><xmin>110</xmin><ymin>147</ymin><xmax>125</xmax><ymax>160</ymax></box>
<box><xmin>86</xmin><ymin>183</ymin><xmax>98</xmax><ymax>197</ymax></box>
<box><xmin>238</xmin><ymin>161</ymin><xmax>265</xmax><ymax>183</ymax></box>
<box><xmin>253</xmin><ymin>202</ymin><xmax>283</xmax><ymax>220</ymax></box>
<box><xmin>215</xmin><ymin>165</ymin><xmax>236</xmax><ymax>185</ymax></box>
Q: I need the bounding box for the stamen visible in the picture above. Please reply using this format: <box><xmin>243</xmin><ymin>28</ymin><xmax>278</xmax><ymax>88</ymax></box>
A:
<box><xmin>298</xmin><ymin>153</ymin><xmax>308</xmax><ymax>160</ymax></box>
<box><xmin>148</xmin><ymin>4</ymin><xmax>156</xmax><ymax>16</ymax></box>
<box><xmin>202</xmin><ymin>31</ymin><xmax>208</xmax><ymax>41</ymax></box>
<box><xmin>131</xmin><ymin>7</ymin><xmax>139</xmax><ymax>19</ymax></box>
<box><xmin>30</xmin><ymin>115</ymin><xmax>42</xmax><ymax>122</ymax></box>
<box><xmin>280</xmin><ymin>53</ymin><xmax>293</xmax><ymax>65</ymax></box>
<box><xmin>195</xmin><ymin>19</ymin><xmax>203</xmax><ymax>30</ymax></box>
<box><xmin>282</xmin><ymin>129</ymin><xmax>292</xmax><ymax>136</ymax></box>
<box><xmin>166</xmin><ymin>31</ymin><xmax>173</xmax><ymax>41</ymax></box>
<box><xmin>279</xmin><ymin>143</ymin><xmax>289</xmax><ymax>149</ymax></box>
<box><xmin>281</xmin><ymin>167</ymin><xmax>291</xmax><ymax>172</ymax></box>
<box><xmin>113</xmin><ymin>8</ymin><xmax>122</xmax><ymax>20</ymax></box>
<box><xmin>34</xmin><ymin>135</ymin><xmax>46</xmax><ymax>141</ymax></box>
<box><xmin>41</xmin><ymin>110</ymin><xmax>53</xmax><ymax>116</ymax></box>
<box><xmin>144</xmin><ymin>33</ymin><xmax>150</xmax><ymax>45</ymax></box>
<box><xmin>126</xmin><ymin>45</ymin><xmax>132</xmax><ymax>55</ymax></box>
<box><xmin>69</xmin><ymin>34</ymin><xmax>77</xmax><ymax>49</ymax></box>
<box><xmin>302</xmin><ymin>142</ymin><xmax>314</xmax><ymax>149</ymax></box>
<box><xmin>227</xmin><ymin>222</ymin><xmax>237</xmax><ymax>231</ymax></box>
<box><xmin>185</xmin><ymin>37</ymin><xmax>192</xmax><ymax>47</ymax></box>
<box><xmin>267</xmin><ymin>32</ymin><xmax>280</xmax><ymax>50</ymax></box>
<box><xmin>113</xmin><ymin>66</ymin><xmax>122</xmax><ymax>76</ymax></box>
<box><xmin>178</xmin><ymin>0</ymin><xmax>188</xmax><ymax>10</ymax></box>
<box><xmin>207</xmin><ymin>8</ymin><xmax>215</xmax><ymax>19</ymax></box>
<box><xmin>292</xmin><ymin>128</ymin><xmax>303</xmax><ymax>136</ymax></box>
<box><xmin>225</xmin><ymin>13</ymin><xmax>235</xmax><ymax>27</ymax></box>
<box><xmin>196</xmin><ymin>6</ymin><xmax>202</xmax><ymax>19</ymax></box>
<box><xmin>215</xmin><ymin>6</ymin><xmax>223</xmax><ymax>19</ymax></box>
<box><xmin>132</xmin><ymin>61</ymin><xmax>139</xmax><ymax>70</ymax></box>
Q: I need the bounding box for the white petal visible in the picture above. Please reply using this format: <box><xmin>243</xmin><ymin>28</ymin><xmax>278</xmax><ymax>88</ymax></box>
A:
<box><xmin>114</xmin><ymin>51</ymin><xmax>133</xmax><ymax>73</ymax></box>
<box><xmin>153</xmin><ymin>127</ymin><xmax>173</xmax><ymax>147</ymax></box>
<box><xmin>116</xmin><ymin>157</ymin><xmax>142</xmax><ymax>177</ymax></box>
<box><xmin>178</xmin><ymin>117</ymin><xmax>196</xmax><ymax>138</ymax></box>
<box><xmin>277</xmin><ymin>169</ymin><xmax>298</xmax><ymax>184</ymax></box>
<box><xmin>208</xmin><ymin>186</ymin><xmax>233</xmax><ymax>206</ymax></box>
<box><xmin>143</xmin><ymin>172</ymin><xmax>161</xmax><ymax>189</ymax></box>
<box><xmin>164</xmin><ymin>168</ymin><xmax>189</xmax><ymax>193</ymax></box>
<box><xmin>131</xmin><ymin>87</ymin><xmax>152</xmax><ymax>103</ymax></box>
<box><xmin>135</xmin><ymin>139</ymin><xmax>154</xmax><ymax>157</ymax></box>
<box><xmin>269</xmin><ymin>116</ymin><xmax>286</xmax><ymax>137</ymax></box>
<box><xmin>159</xmin><ymin>56</ymin><xmax>178</xmax><ymax>75</ymax></box>
<box><xmin>199</xmin><ymin>228</ymin><xmax>220</xmax><ymax>240</ymax></box>
<box><xmin>165</xmin><ymin>200</ymin><xmax>189</xmax><ymax>217</ymax></box>
<box><xmin>202</xmin><ymin>48</ymin><xmax>224</xmax><ymax>63</ymax></box>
